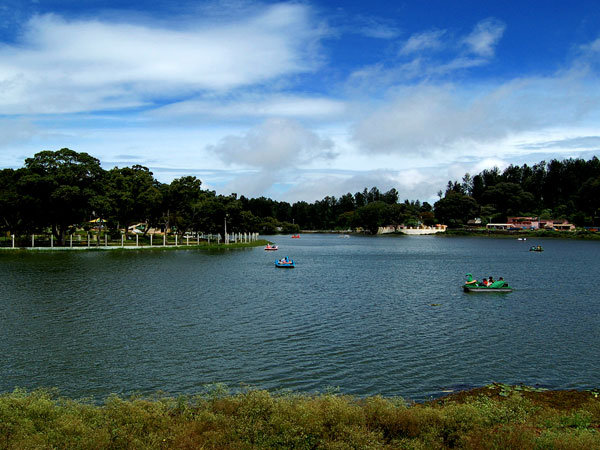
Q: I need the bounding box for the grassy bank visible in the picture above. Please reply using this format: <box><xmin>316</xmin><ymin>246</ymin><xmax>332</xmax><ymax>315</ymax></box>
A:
<box><xmin>0</xmin><ymin>240</ymin><xmax>270</xmax><ymax>252</ymax></box>
<box><xmin>1</xmin><ymin>384</ymin><xmax>598</xmax><ymax>449</ymax></box>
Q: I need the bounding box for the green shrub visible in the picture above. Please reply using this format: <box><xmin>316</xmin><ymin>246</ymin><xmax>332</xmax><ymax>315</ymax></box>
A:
<box><xmin>0</xmin><ymin>388</ymin><xmax>599</xmax><ymax>449</ymax></box>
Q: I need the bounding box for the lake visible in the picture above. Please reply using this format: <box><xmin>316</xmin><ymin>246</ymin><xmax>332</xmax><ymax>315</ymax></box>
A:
<box><xmin>1</xmin><ymin>234</ymin><xmax>598</xmax><ymax>402</ymax></box>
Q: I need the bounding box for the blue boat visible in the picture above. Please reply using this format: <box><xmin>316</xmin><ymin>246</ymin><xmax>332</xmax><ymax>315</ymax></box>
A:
<box><xmin>275</xmin><ymin>257</ymin><xmax>295</xmax><ymax>268</ymax></box>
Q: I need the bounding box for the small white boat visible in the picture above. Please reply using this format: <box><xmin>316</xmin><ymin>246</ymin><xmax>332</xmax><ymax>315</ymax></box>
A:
<box><xmin>264</xmin><ymin>244</ymin><xmax>278</xmax><ymax>251</ymax></box>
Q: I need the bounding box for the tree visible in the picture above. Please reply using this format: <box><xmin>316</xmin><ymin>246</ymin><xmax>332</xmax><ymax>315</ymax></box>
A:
<box><xmin>161</xmin><ymin>176</ymin><xmax>203</xmax><ymax>234</ymax></box>
<box><xmin>381</xmin><ymin>188</ymin><xmax>399</xmax><ymax>204</ymax></box>
<box><xmin>291</xmin><ymin>201</ymin><xmax>310</xmax><ymax>229</ymax></box>
<box><xmin>482</xmin><ymin>182</ymin><xmax>535</xmax><ymax>219</ymax></box>
<box><xmin>104</xmin><ymin>165</ymin><xmax>160</xmax><ymax>234</ymax></box>
<box><xmin>471</xmin><ymin>174</ymin><xmax>485</xmax><ymax>203</ymax></box>
<box><xmin>387</xmin><ymin>203</ymin><xmax>411</xmax><ymax>227</ymax></box>
<box><xmin>367</xmin><ymin>187</ymin><xmax>381</xmax><ymax>203</ymax></box>
<box><xmin>22</xmin><ymin>149</ymin><xmax>104</xmax><ymax>244</ymax></box>
<box><xmin>260</xmin><ymin>216</ymin><xmax>280</xmax><ymax>234</ymax></box>
<box><xmin>193</xmin><ymin>194</ymin><xmax>225</xmax><ymax>234</ymax></box>
<box><xmin>354</xmin><ymin>189</ymin><xmax>367</xmax><ymax>208</ymax></box>
<box><xmin>337</xmin><ymin>193</ymin><xmax>355</xmax><ymax>214</ymax></box>
<box><xmin>434</xmin><ymin>192</ymin><xmax>479</xmax><ymax>227</ymax></box>
<box><xmin>0</xmin><ymin>168</ymin><xmax>38</xmax><ymax>235</ymax></box>
<box><xmin>354</xmin><ymin>201</ymin><xmax>389</xmax><ymax>234</ymax></box>
<box><xmin>577</xmin><ymin>176</ymin><xmax>600</xmax><ymax>224</ymax></box>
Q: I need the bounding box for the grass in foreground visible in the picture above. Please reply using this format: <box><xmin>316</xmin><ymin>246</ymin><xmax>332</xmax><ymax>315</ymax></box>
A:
<box><xmin>1</xmin><ymin>384</ymin><xmax>598</xmax><ymax>449</ymax></box>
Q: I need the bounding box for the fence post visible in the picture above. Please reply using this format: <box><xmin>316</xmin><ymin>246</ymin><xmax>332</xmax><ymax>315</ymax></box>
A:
<box><xmin>150</xmin><ymin>234</ymin><xmax>153</xmax><ymax>246</ymax></box>
<box><xmin>163</xmin><ymin>233</ymin><xmax>166</xmax><ymax>246</ymax></box>
<box><xmin>32</xmin><ymin>234</ymin><xmax>34</xmax><ymax>248</ymax></box>
<box><xmin>105</xmin><ymin>234</ymin><xmax>108</xmax><ymax>247</ymax></box>
<box><xmin>87</xmin><ymin>233</ymin><xmax>90</xmax><ymax>248</ymax></box>
<box><xmin>186</xmin><ymin>236</ymin><xmax>189</xmax><ymax>246</ymax></box>
<box><xmin>70</xmin><ymin>235</ymin><xmax>72</xmax><ymax>248</ymax></box>
<box><xmin>121</xmin><ymin>234</ymin><xmax>124</xmax><ymax>248</ymax></box>
<box><xmin>175</xmin><ymin>234</ymin><xmax>178</xmax><ymax>246</ymax></box>
<box><xmin>51</xmin><ymin>235</ymin><xmax>53</xmax><ymax>248</ymax></box>
<box><xmin>12</xmin><ymin>234</ymin><xmax>14</xmax><ymax>248</ymax></box>
<box><xmin>136</xmin><ymin>234</ymin><xmax>139</xmax><ymax>247</ymax></box>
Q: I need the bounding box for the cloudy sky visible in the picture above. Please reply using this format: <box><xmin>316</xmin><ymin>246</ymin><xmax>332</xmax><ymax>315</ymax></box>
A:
<box><xmin>1</xmin><ymin>0</ymin><xmax>600</xmax><ymax>203</ymax></box>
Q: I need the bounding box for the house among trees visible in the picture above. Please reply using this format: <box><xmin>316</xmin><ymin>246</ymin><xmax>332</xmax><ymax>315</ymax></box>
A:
<box><xmin>466</xmin><ymin>218</ymin><xmax>482</xmax><ymax>227</ymax></box>
<box><xmin>486</xmin><ymin>216</ymin><xmax>575</xmax><ymax>231</ymax></box>
<box><xmin>507</xmin><ymin>216</ymin><xmax>537</xmax><ymax>229</ymax></box>
<box><xmin>539</xmin><ymin>219</ymin><xmax>575</xmax><ymax>231</ymax></box>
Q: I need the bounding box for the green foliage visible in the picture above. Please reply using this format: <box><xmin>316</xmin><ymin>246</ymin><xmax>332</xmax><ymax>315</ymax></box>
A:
<box><xmin>1</xmin><ymin>388</ymin><xmax>599</xmax><ymax>449</ymax></box>
<box><xmin>21</xmin><ymin>149</ymin><xmax>104</xmax><ymax>244</ymax></box>
<box><xmin>354</xmin><ymin>201</ymin><xmax>389</xmax><ymax>234</ymax></box>
<box><xmin>434</xmin><ymin>192</ymin><xmax>479</xmax><ymax>227</ymax></box>
<box><xmin>2</xmin><ymin>151</ymin><xmax>600</xmax><ymax>238</ymax></box>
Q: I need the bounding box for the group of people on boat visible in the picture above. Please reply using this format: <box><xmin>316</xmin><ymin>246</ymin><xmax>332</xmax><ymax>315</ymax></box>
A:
<box><xmin>465</xmin><ymin>273</ymin><xmax>506</xmax><ymax>287</ymax></box>
<box><xmin>278</xmin><ymin>256</ymin><xmax>293</xmax><ymax>265</ymax></box>
<box><xmin>529</xmin><ymin>245</ymin><xmax>543</xmax><ymax>251</ymax></box>
<box><xmin>481</xmin><ymin>276</ymin><xmax>504</xmax><ymax>287</ymax></box>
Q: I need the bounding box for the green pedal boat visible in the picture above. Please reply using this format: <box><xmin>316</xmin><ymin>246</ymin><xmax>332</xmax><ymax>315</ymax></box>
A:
<box><xmin>463</xmin><ymin>274</ymin><xmax>513</xmax><ymax>292</ymax></box>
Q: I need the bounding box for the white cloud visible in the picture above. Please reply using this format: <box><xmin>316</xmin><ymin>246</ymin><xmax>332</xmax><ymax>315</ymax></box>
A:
<box><xmin>462</xmin><ymin>18</ymin><xmax>505</xmax><ymax>57</ymax></box>
<box><xmin>357</xmin><ymin>17</ymin><xmax>400</xmax><ymax>39</ymax></box>
<box><xmin>346</xmin><ymin>19</ymin><xmax>505</xmax><ymax>89</ymax></box>
<box><xmin>0</xmin><ymin>118</ymin><xmax>38</xmax><ymax>148</ymax></box>
<box><xmin>400</xmin><ymin>29</ymin><xmax>446</xmax><ymax>55</ymax></box>
<box><xmin>0</xmin><ymin>3</ymin><xmax>323</xmax><ymax>114</ymax></box>
<box><xmin>277</xmin><ymin>167</ymin><xmax>452</xmax><ymax>204</ymax></box>
<box><xmin>220</xmin><ymin>169</ymin><xmax>277</xmax><ymax>199</ymax></box>
<box><xmin>352</xmin><ymin>84</ymin><xmax>466</xmax><ymax>154</ymax></box>
<box><xmin>208</xmin><ymin>118</ymin><xmax>337</xmax><ymax>170</ymax></box>
<box><xmin>351</xmin><ymin>68</ymin><xmax>600</xmax><ymax>157</ymax></box>
<box><xmin>152</xmin><ymin>94</ymin><xmax>347</xmax><ymax>121</ymax></box>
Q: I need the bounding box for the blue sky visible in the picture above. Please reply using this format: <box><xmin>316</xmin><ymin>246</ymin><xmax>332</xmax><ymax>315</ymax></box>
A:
<box><xmin>1</xmin><ymin>1</ymin><xmax>600</xmax><ymax>203</ymax></box>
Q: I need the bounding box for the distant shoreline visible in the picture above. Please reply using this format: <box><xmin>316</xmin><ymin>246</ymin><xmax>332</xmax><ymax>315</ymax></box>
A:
<box><xmin>440</xmin><ymin>228</ymin><xmax>600</xmax><ymax>239</ymax></box>
<box><xmin>299</xmin><ymin>229</ymin><xmax>600</xmax><ymax>239</ymax></box>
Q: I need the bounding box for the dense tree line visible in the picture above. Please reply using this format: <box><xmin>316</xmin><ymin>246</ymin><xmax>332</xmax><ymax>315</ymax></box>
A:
<box><xmin>1</xmin><ymin>149</ymin><xmax>599</xmax><ymax>241</ymax></box>
<box><xmin>435</xmin><ymin>157</ymin><xmax>600</xmax><ymax>227</ymax></box>
<box><xmin>0</xmin><ymin>149</ymin><xmax>431</xmax><ymax>241</ymax></box>
<box><xmin>240</xmin><ymin>188</ymin><xmax>434</xmax><ymax>234</ymax></box>
<box><xmin>0</xmin><ymin>149</ymin><xmax>258</xmax><ymax>243</ymax></box>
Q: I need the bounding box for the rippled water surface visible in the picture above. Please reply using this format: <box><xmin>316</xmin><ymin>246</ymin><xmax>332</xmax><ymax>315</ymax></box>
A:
<box><xmin>1</xmin><ymin>234</ymin><xmax>599</xmax><ymax>401</ymax></box>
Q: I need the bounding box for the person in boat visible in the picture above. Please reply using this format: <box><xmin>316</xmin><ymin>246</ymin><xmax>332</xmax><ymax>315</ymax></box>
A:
<box><xmin>465</xmin><ymin>273</ymin><xmax>478</xmax><ymax>285</ymax></box>
<box><xmin>488</xmin><ymin>276</ymin><xmax>494</xmax><ymax>284</ymax></box>
<box><xmin>482</xmin><ymin>278</ymin><xmax>489</xmax><ymax>287</ymax></box>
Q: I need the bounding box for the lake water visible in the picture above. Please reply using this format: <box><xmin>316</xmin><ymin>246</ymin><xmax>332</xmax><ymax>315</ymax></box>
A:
<box><xmin>1</xmin><ymin>234</ymin><xmax>598</xmax><ymax>402</ymax></box>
